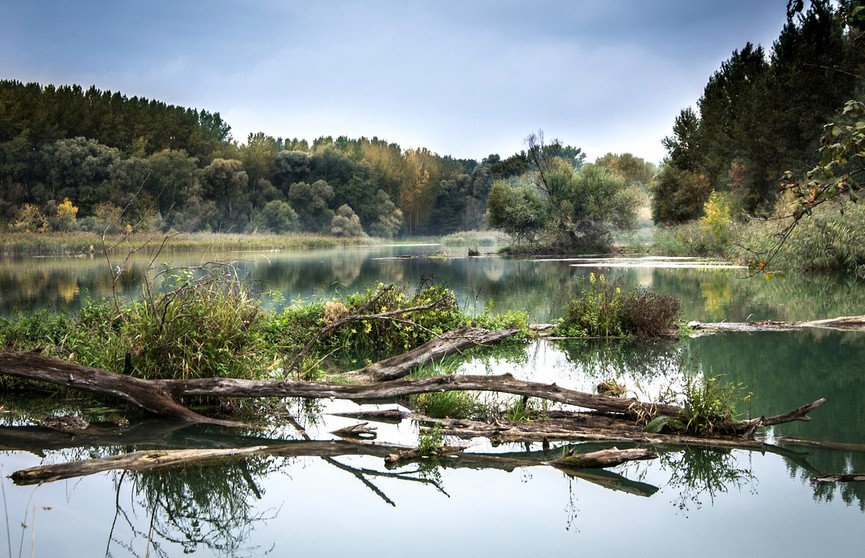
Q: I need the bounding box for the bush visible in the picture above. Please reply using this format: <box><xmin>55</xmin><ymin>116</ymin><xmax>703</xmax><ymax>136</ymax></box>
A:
<box><xmin>556</xmin><ymin>273</ymin><xmax>624</xmax><ymax>337</ymax></box>
<box><xmin>620</xmin><ymin>289</ymin><xmax>680</xmax><ymax>338</ymax></box>
<box><xmin>556</xmin><ymin>274</ymin><xmax>680</xmax><ymax>338</ymax></box>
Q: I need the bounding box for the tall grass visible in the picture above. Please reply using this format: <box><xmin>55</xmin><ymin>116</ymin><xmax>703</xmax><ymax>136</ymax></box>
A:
<box><xmin>0</xmin><ymin>231</ymin><xmax>372</xmax><ymax>256</ymax></box>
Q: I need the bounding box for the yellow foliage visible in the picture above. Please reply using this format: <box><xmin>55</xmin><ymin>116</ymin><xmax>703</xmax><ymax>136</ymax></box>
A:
<box><xmin>700</xmin><ymin>191</ymin><xmax>733</xmax><ymax>241</ymax></box>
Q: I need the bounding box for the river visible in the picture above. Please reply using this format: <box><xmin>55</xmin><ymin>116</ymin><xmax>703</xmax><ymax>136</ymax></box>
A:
<box><xmin>2</xmin><ymin>245</ymin><xmax>865</xmax><ymax>557</ymax></box>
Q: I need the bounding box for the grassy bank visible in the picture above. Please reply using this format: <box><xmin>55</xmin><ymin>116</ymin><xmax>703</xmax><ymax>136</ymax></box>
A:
<box><xmin>650</xmin><ymin>201</ymin><xmax>865</xmax><ymax>276</ymax></box>
<box><xmin>0</xmin><ymin>231</ymin><xmax>376</xmax><ymax>257</ymax></box>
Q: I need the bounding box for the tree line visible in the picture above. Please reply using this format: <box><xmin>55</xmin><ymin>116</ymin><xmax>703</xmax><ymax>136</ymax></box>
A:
<box><xmin>0</xmin><ymin>80</ymin><xmax>517</xmax><ymax>237</ymax></box>
<box><xmin>0</xmin><ymin>79</ymin><xmax>654</xmax><ymax>246</ymax></box>
<box><xmin>653</xmin><ymin>0</ymin><xmax>865</xmax><ymax>225</ymax></box>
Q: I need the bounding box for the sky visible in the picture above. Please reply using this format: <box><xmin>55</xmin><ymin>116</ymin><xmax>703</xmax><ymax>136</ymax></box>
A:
<box><xmin>1</xmin><ymin>1</ymin><xmax>791</xmax><ymax>164</ymax></box>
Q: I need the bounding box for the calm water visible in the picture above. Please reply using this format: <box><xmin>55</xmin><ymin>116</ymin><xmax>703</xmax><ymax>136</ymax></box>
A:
<box><xmin>2</xmin><ymin>246</ymin><xmax>865</xmax><ymax>557</ymax></box>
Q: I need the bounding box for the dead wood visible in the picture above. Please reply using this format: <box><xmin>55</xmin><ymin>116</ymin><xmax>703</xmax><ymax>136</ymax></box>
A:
<box><xmin>287</xmin><ymin>284</ymin><xmax>454</xmax><ymax>374</ymax></box>
<box><xmin>688</xmin><ymin>315</ymin><xmax>865</xmax><ymax>334</ymax></box>
<box><xmin>0</xmin><ymin>351</ymin><xmax>243</xmax><ymax>427</ymax></box>
<box><xmin>0</xmin><ymin>350</ymin><xmax>824</xmax><ymax>442</ymax></box>
<box><xmin>813</xmin><ymin>473</ymin><xmax>865</xmax><ymax>483</ymax></box>
<box><xmin>349</xmin><ymin>326</ymin><xmax>520</xmax><ymax>381</ymax></box>
<box><xmin>329</xmin><ymin>409</ymin><xmax>410</xmax><ymax>423</ymax></box>
<box><xmin>551</xmin><ymin>447</ymin><xmax>657</xmax><ymax>469</ymax></box>
<box><xmin>429</xmin><ymin>414</ymin><xmax>772</xmax><ymax>450</ymax></box>
<box><xmin>331</xmin><ymin>422</ymin><xmax>377</xmax><ymax>439</ymax></box>
<box><xmin>8</xmin><ymin>440</ymin><xmax>660</xmax><ymax>486</ymax></box>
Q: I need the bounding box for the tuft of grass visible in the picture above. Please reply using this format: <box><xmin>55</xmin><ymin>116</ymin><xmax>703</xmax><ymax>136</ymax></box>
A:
<box><xmin>413</xmin><ymin>390</ymin><xmax>482</xmax><ymax>419</ymax></box>
<box><xmin>646</xmin><ymin>375</ymin><xmax>749</xmax><ymax>436</ymax></box>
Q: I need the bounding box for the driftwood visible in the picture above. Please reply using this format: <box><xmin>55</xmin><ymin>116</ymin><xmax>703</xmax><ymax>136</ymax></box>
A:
<box><xmin>813</xmin><ymin>474</ymin><xmax>865</xmax><ymax>483</ymax></box>
<box><xmin>0</xmin><ymin>350</ymin><xmax>824</xmax><ymax>438</ymax></box>
<box><xmin>7</xmin><ymin>437</ymin><xmax>658</xmax><ymax>486</ymax></box>
<box><xmin>552</xmin><ymin>447</ymin><xmax>657</xmax><ymax>469</ymax></box>
<box><xmin>349</xmin><ymin>326</ymin><xmax>519</xmax><ymax>381</ymax></box>
<box><xmin>688</xmin><ymin>315</ymin><xmax>865</xmax><ymax>334</ymax></box>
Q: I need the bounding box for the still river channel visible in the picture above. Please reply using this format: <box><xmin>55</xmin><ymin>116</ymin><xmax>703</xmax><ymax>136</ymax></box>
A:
<box><xmin>2</xmin><ymin>244</ymin><xmax>865</xmax><ymax>557</ymax></box>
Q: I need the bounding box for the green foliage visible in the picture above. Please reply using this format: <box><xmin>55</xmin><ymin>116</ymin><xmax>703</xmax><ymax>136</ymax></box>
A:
<box><xmin>117</xmin><ymin>267</ymin><xmax>272</xmax><ymax>380</ymax></box>
<box><xmin>677</xmin><ymin>376</ymin><xmax>746</xmax><ymax>435</ymax></box>
<box><xmin>247</xmin><ymin>200</ymin><xmax>299</xmax><ymax>234</ymax></box>
<box><xmin>555</xmin><ymin>274</ymin><xmax>680</xmax><ymax>338</ymax></box>
<box><xmin>486</xmin><ymin>177</ymin><xmax>546</xmax><ymax>244</ymax></box>
<box><xmin>414</xmin><ymin>391</ymin><xmax>482</xmax><ymax>419</ymax></box>
<box><xmin>0</xmin><ymin>309</ymin><xmax>71</xmax><ymax>350</ymax></box>
<box><xmin>652</xmin><ymin>218</ymin><xmax>740</xmax><ymax>258</ymax></box>
<box><xmin>330</xmin><ymin>204</ymin><xmax>366</xmax><ymax>237</ymax></box>
<box><xmin>487</xmin><ymin>152</ymin><xmax>640</xmax><ymax>253</ymax></box>
<box><xmin>556</xmin><ymin>273</ymin><xmax>624</xmax><ymax>338</ymax></box>
<box><xmin>647</xmin><ymin>375</ymin><xmax>748</xmax><ymax>436</ymax></box>
<box><xmin>651</xmin><ymin>164</ymin><xmax>712</xmax><ymax>225</ymax></box>
<box><xmin>658</xmin><ymin>2</ymin><xmax>862</xmax><ymax>218</ymax></box>
<box><xmin>417</xmin><ymin>424</ymin><xmax>444</xmax><ymax>456</ymax></box>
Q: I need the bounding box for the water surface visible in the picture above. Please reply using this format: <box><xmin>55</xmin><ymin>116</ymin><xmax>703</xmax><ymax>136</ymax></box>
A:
<box><xmin>2</xmin><ymin>247</ymin><xmax>865</xmax><ymax>557</ymax></box>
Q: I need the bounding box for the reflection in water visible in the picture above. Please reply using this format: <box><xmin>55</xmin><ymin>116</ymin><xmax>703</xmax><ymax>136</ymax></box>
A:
<box><xmin>658</xmin><ymin>447</ymin><xmax>756</xmax><ymax>514</ymax></box>
<box><xmin>110</xmin><ymin>460</ymin><xmax>280</xmax><ymax>558</ymax></box>
<box><xmin>3</xmin><ymin>250</ymin><xmax>865</xmax><ymax>325</ymax></box>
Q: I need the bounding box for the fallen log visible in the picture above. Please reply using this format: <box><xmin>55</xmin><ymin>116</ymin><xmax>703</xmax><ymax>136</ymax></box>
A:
<box><xmin>8</xmin><ymin>439</ymin><xmax>658</xmax><ymax>486</ymax></box>
<box><xmin>813</xmin><ymin>473</ymin><xmax>865</xmax><ymax>483</ymax></box>
<box><xmin>688</xmin><ymin>315</ymin><xmax>865</xmax><ymax>334</ymax></box>
<box><xmin>0</xmin><ymin>351</ymin><xmax>824</xmax><ymax>438</ymax></box>
<box><xmin>0</xmin><ymin>351</ymin><xmax>242</xmax><ymax>427</ymax></box>
<box><xmin>350</xmin><ymin>326</ymin><xmax>520</xmax><ymax>381</ymax></box>
<box><xmin>551</xmin><ymin>447</ymin><xmax>657</xmax><ymax>469</ymax></box>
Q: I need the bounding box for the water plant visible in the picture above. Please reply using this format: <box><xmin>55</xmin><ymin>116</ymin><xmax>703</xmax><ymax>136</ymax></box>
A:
<box><xmin>417</xmin><ymin>424</ymin><xmax>444</xmax><ymax>456</ymax></box>
<box><xmin>555</xmin><ymin>274</ymin><xmax>680</xmax><ymax>338</ymax></box>
<box><xmin>645</xmin><ymin>375</ymin><xmax>750</xmax><ymax>436</ymax></box>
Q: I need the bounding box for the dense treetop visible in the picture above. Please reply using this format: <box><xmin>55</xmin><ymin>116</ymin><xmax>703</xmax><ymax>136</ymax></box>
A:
<box><xmin>653</xmin><ymin>0</ymin><xmax>865</xmax><ymax>224</ymax></box>
<box><xmin>0</xmin><ymin>80</ymin><xmax>503</xmax><ymax>237</ymax></box>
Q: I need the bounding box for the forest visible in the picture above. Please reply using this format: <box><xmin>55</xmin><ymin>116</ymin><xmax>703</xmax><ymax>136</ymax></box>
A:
<box><xmin>654</xmin><ymin>0</ymin><xmax>864</xmax><ymax>224</ymax></box>
<box><xmin>0</xmin><ymin>79</ymin><xmax>593</xmax><ymax>239</ymax></box>
<box><xmin>0</xmin><ymin>0</ymin><xmax>863</xmax><ymax>259</ymax></box>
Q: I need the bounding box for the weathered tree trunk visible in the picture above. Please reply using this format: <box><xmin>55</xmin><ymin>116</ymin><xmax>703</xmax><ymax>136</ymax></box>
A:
<box><xmin>551</xmin><ymin>447</ymin><xmax>657</xmax><ymax>469</ymax></box>
<box><xmin>0</xmin><ymin>350</ymin><xmax>824</xmax><ymax>438</ymax></box>
<box><xmin>8</xmin><ymin>440</ymin><xmax>660</xmax><ymax>486</ymax></box>
<box><xmin>0</xmin><ymin>351</ymin><xmax>242</xmax><ymax>427</ymax></box>
<box><xmin>350</xmin><ymin>326</ymin><xmax>519</xmax><ymax>381</ymax></box>
<box><xmin>689</xmin><ymin>315</ymin><xmax>865</xmax><ymax>333</ymax></box>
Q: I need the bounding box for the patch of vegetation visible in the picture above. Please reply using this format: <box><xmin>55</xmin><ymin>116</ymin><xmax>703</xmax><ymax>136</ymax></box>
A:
<box><xmin>646</xmin><ymin>375</ymin><xmax>749</xmax><ymax>436</ymax></box>
<box><xmin>417</xmin><ymin>424</ymin><xmax>444</xmax><ymax>456</ymax></box>
<box><xmin>440</xmin><ymin>230</ymin><xmax>509</xmax><ymax>247</ymax></box>
<box><xmin>0</xmin><ymin>231</ymin><xmax>372</xmax><ymax>257</ymax></box>
<box><xmin>1</xmin><ymin>271</ymin><xmax>529</xmax><ymax>386</ymax></box>
<box><xmin>413</xmin><ymin>391</ymin><xmax>484</xmax><ymax>420</ymax></box>
<box><xmin>554</xmin><ymin>273</ymin><xmax>680</xmax><ymax>338</ymax></box>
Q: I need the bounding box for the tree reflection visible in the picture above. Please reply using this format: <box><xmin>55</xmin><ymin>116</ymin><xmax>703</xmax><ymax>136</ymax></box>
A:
<box><xmin>657</xmin><ymin>447</ymin><xmax>756</xmax><ymax>514</ymax></box>
<box><xmin>783</xmin><ymin>446</ymin><xmax>865</xmax><ymax>512</ymax></box>
<box><xmin>107</xmin><ymin>458</ymin><xmax>280</xmax><ymax>558</ymax></box>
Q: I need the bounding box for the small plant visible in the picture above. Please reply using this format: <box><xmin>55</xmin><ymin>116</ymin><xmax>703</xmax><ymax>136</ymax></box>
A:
<box><xmin>556</xmin><ymin>273</ymin><xmax>624</xmax><ymax>338</ymax></box>
<box><xmin>646</xmin><ymin>375</ymin><xmax>749</xmax><ymax>435</ymax></box>
<box><xmin>413</xmin><ymin>390</ymin><xmax>482</xmax><ymax>419</ymax></box>
<box><xmin>417</xmin><ymin>424</ymin><xmax>444</xmax><ymax>456</ymax></box>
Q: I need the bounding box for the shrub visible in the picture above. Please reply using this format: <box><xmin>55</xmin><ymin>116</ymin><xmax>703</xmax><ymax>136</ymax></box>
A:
<box><xmin>556</xmin><ymin>274</ymin><xmax>680</xmax><ymax>338</ymax></box>
<box><xmin>556</xmin><ymin>273</ymin><xmax>624</xmax><ymax>337</ymax></box>
<box><xmin>117</xmin><ymin>266</ymin><xmax>272</xmax><ymax>380</ymax></box>
<box><xmin>620</xmin><ymin>289</ymin><xmax>680</xmax><ymax>338</ymax></box>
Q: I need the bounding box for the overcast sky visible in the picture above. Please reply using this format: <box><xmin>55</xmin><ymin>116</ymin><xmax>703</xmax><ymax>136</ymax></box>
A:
<box><xmin>2</xmin><ymin>1</ymin><xmax>790</xmax><ymax>164</ymax></box>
